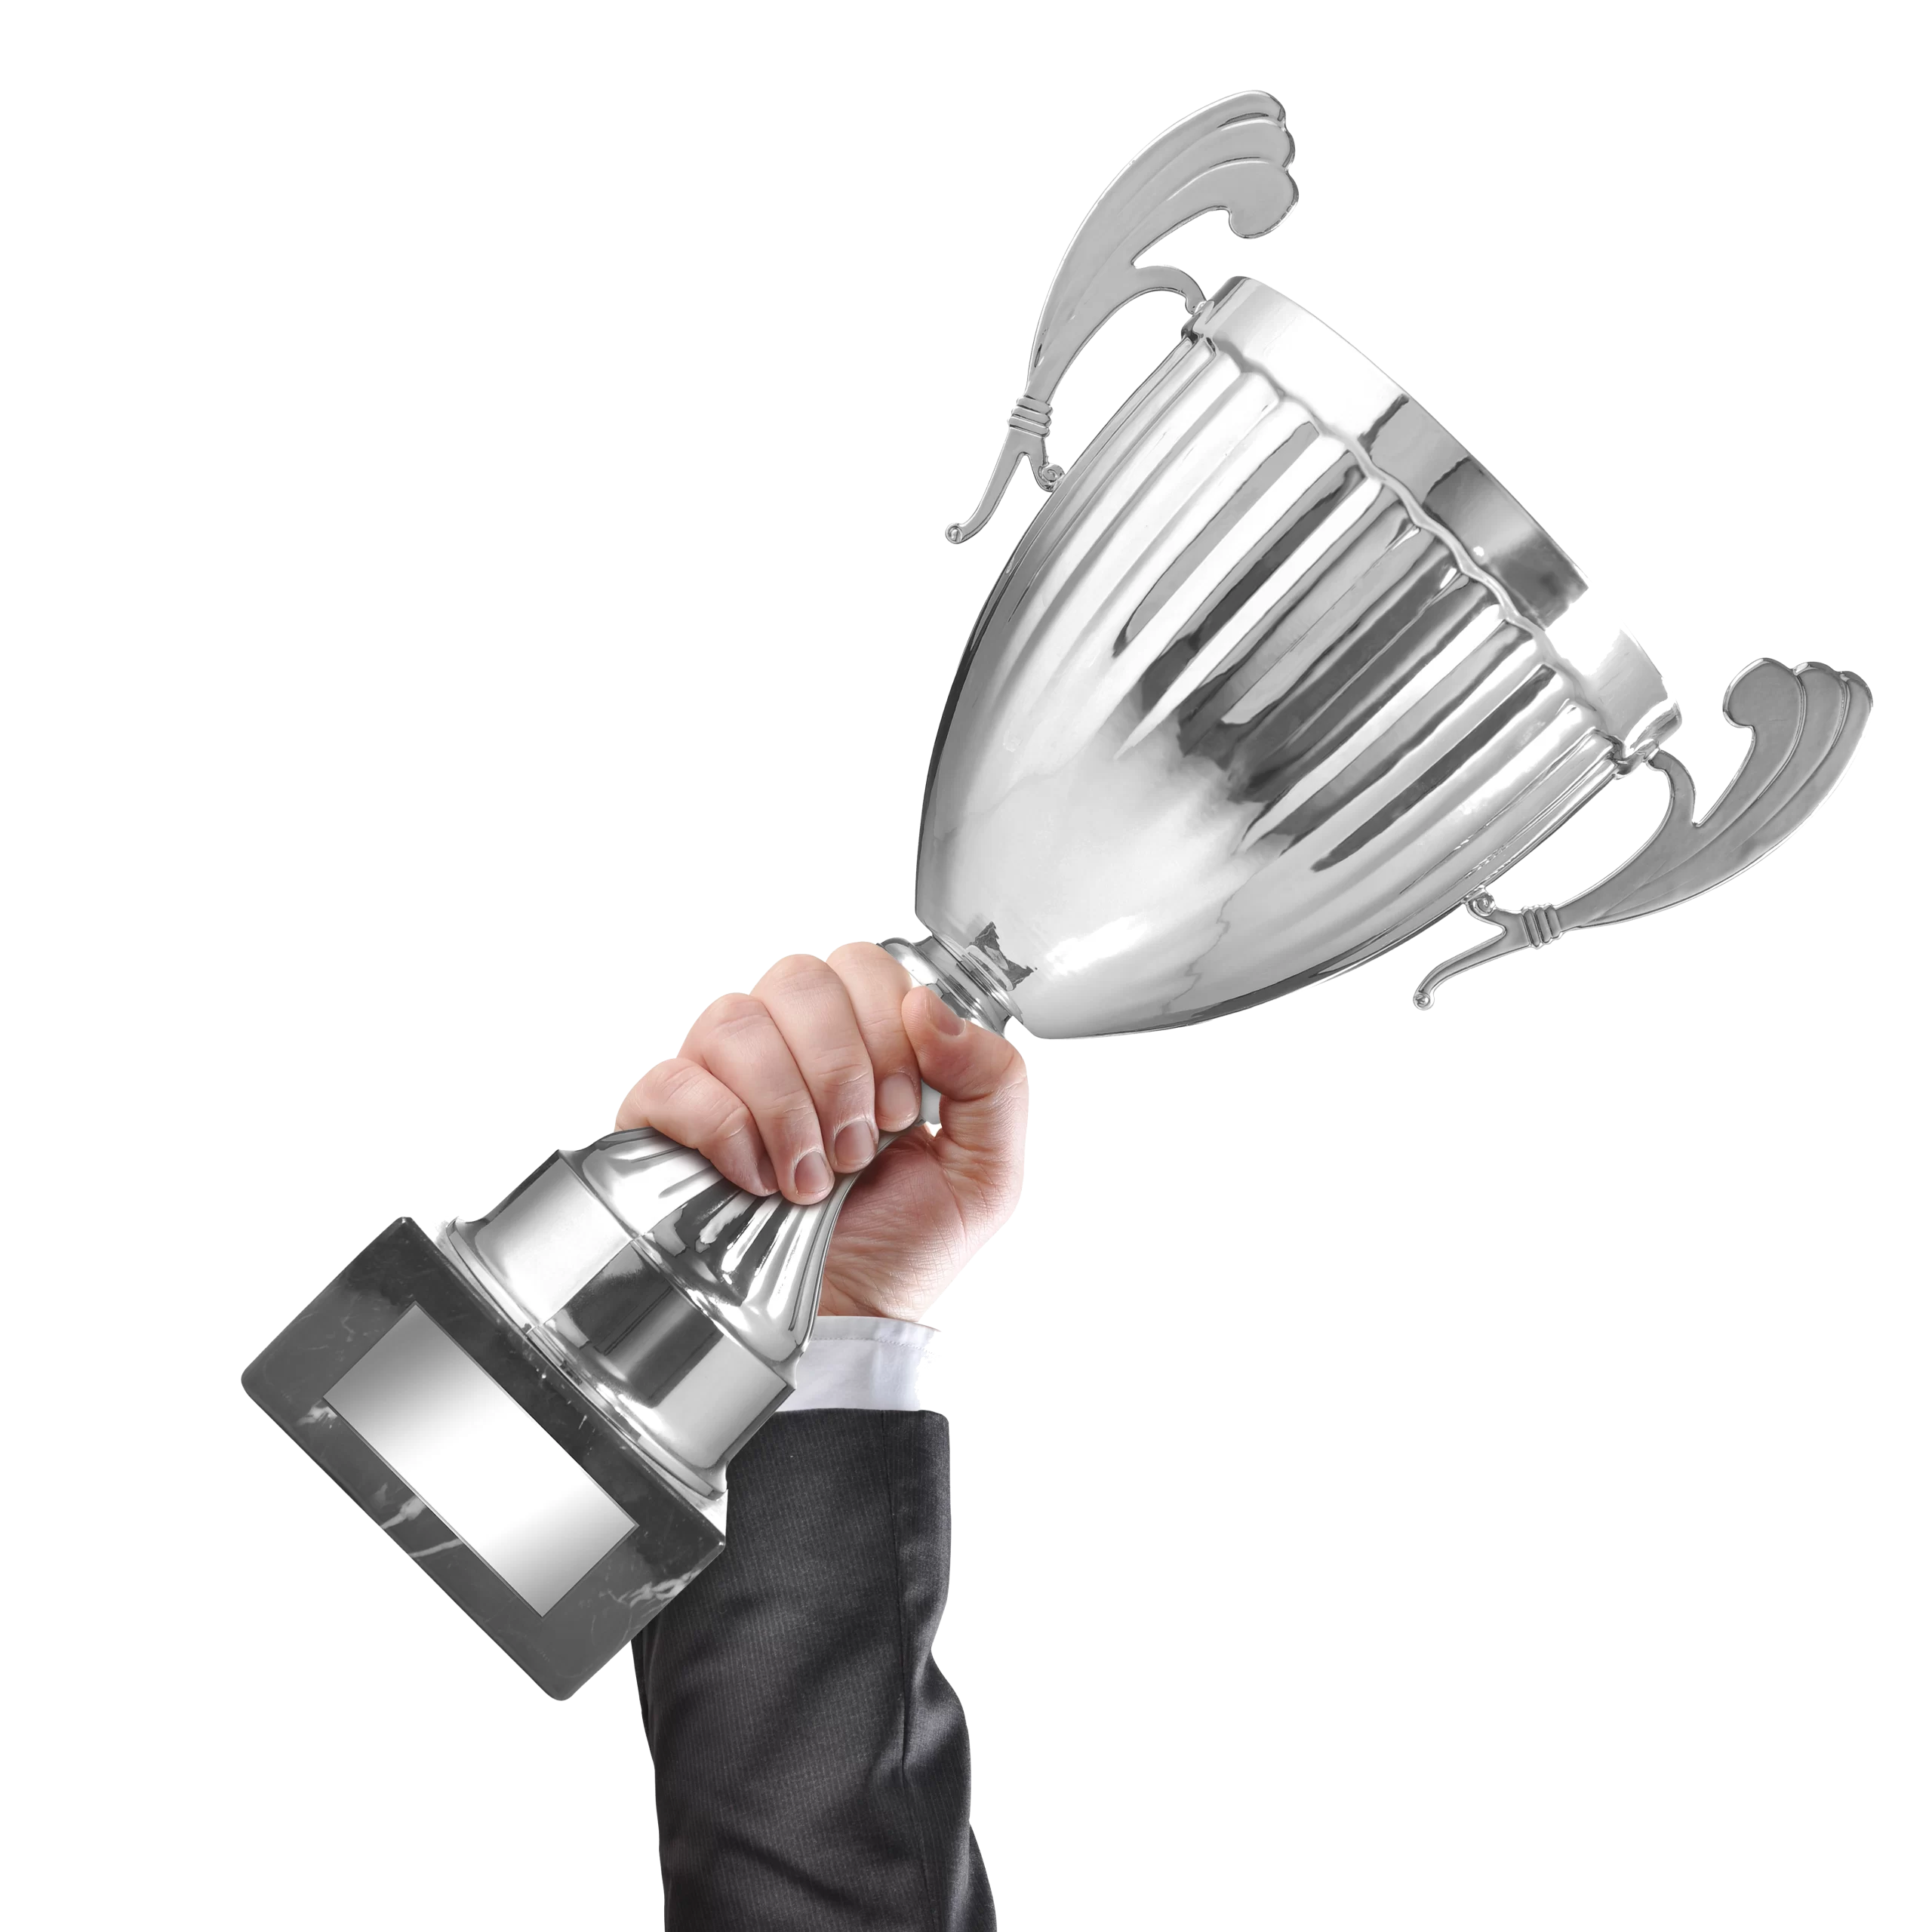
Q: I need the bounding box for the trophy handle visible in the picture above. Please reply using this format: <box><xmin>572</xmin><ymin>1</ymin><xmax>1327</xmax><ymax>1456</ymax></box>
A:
<box><xmin>945</xmin><ymin>91</ymin><xmax>1297</xmax><ymax>545</ymax></box>
<box><xmin>1412</xmin><ymin>658</ymin><xmax>1872</xmax><ymax>1008</ymax></box>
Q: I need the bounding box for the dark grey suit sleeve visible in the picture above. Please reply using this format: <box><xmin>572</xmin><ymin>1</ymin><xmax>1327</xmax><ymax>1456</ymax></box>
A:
<box><xmin>633</xmin><ymin>1409</ymin><xmax>995</xmax><ymax>1931</ymax></box>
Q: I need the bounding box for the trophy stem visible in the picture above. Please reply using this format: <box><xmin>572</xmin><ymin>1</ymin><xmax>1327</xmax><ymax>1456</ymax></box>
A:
<box><xmin>880</xmin><ymin>931</ymin><xmax>1018</xmax><ymax>1122</ymax></box>
<box><xmin>879</xmin><ymin>931</ymin><xmax>1018</xmax><ymax>1035</ymax></box>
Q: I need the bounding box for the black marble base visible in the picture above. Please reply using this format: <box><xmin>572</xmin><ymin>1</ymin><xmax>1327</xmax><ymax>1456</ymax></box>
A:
<box><xmin>243</xmin><ymin>1220</ymin><xmax>724</xmax><ymax>1698</ymax></box>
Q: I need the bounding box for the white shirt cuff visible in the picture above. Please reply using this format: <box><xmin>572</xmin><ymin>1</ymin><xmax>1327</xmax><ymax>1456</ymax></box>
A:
<box><xmin>788</xmin><ymin>1315</ymin><xmax>942</xmax><ymax>1414</ymax></box>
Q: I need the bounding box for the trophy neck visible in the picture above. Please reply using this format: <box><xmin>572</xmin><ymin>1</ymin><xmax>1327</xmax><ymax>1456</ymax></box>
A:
<box><xmin>880</xmin><ymin>931</ymin><xmax>1017</xmax><ymax>1035</ymax></box>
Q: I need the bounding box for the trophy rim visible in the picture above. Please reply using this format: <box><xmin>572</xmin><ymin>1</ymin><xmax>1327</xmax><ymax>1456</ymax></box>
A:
<box><xmin>1187</xmin><ymin>276</ymin><xmax>1678</xmax><ymax>762</ymax></box>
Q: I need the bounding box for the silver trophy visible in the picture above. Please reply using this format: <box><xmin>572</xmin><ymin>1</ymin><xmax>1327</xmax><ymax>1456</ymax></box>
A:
<box><xmin>245</xmin><ymin>93</ymin><xmax>1870</xmax><ymax>1697</ymax></box>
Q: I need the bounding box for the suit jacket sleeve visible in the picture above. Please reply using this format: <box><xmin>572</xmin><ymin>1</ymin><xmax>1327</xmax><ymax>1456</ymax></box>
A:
<box><xmin>633</xmin><ymin>1407</ymin><xmax>995</xmax><ymax>1931</ymax></box>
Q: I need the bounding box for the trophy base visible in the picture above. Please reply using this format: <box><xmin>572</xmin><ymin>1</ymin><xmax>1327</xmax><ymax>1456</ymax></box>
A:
<box><xmin>242</xmin><ymin>1220</ymin><xmax>725</xmax><ymax>1698</ymax></box>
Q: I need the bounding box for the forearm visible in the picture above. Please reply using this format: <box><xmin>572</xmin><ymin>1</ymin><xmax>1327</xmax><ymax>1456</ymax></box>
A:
<box><xmin>634</xmin><ymin>1336</ymin><xmax>992</xmax><ymax>1931</ymax></box>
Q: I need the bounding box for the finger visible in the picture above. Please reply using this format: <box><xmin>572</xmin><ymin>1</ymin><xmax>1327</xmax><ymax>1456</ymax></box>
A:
<box><xmin>681</xmin><ymin>992</ymin><xmax>829</xmax><ymax>1204</ymax></box>
<box><xmin>826</xmin><ymin>941</ymin><xmax>921</xmax><ymax>1131</ymax></box>
<box><xmin>751</xmin><ymin>954</ymin><xmax>880</xmax><ymax>1177</ymax></box>
<box><xmin>615</xmin><ymin>1057</ymin><xmax>775</xmax><ymax>1196</ymax></box>
<box><xmin>902</xmin><ymin>986</ymin><xmax>1029</xmax><ymax>1225</ymax></box>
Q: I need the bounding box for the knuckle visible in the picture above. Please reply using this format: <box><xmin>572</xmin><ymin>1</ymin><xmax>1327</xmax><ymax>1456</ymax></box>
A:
<box><xmin>811</xmin><ymin>1051</ymin><xmax>876</xmax><ymax>1099</ymax></box>
<box><xmin>828</xmin><ymin>940</ymin><xmax>895</xmax><ymax>982</ymax></box>
<box><xmin>646</xmin><ymin>1057</ymin><xmax>706</xmax><ymax>1103</ymax></box>
<box><xmin>958</xmin><ymin>1060</ymin><xmax>1027</xmax><ymax>1118</ymax></box>
<box><xmin>986</xmin><ymin>1034</ymin><xmax>1028</xmax><ymax>1081</ymax></box>
<box><xmin>758</xmin><ymin>952</ymin><xmax>832</xmax><ymax>997</ymax></box>
<box><xmin>830</xmin><ymin>939</ymin><xmax>912</xmax><ymax>1004</ymax></box>
<box><xmin>703</xmin><ymin>992</ymin><xmax>770</xmax><ymax>1041</ymax></box>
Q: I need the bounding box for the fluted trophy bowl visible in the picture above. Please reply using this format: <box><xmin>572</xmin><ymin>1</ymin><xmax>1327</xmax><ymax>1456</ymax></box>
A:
<box><xmin>919</xmin><ymin>275</ymin><xmax>1676</xmax><ymax>1037</ymax></box>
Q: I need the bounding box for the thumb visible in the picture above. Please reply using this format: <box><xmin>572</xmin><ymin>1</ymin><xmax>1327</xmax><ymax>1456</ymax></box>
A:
<box><xmin>901</xmin><ymin>985</ymin><xmax>1029</xmax><ymax>1208</ymax></box>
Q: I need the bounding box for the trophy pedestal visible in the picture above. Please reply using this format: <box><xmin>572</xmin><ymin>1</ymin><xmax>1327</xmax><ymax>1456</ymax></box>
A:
<box><xmin>243</xmin><ymin>1220</ymin><xmax>725</xmax><ymax>1699</ymax></box>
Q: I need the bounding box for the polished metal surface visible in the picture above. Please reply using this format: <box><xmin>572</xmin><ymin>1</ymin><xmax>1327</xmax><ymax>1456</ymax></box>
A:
<box><xmin>1413</xmin><ymin>658</ymin><xmax>1872</xmax><ymax>1005</ymax></box>
<box><xmin>947</xmin><ymin>91</ymin><xmax>1297</xmax><ymax>544</ymax></box>
<box><xmin>921</xmin><ymin>275</ymin><xmax>1680</xmax><ymax>1035</ymax></box>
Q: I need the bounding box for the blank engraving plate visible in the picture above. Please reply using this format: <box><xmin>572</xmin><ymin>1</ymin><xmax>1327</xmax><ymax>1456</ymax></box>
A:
<box><xmin>326</xmin><ymin>1304</ymin><xmax>635</xmax><ymax>1614</ymax></box>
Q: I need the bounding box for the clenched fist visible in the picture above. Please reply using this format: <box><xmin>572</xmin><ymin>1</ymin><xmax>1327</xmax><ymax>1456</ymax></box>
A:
<box><xmin>617</xmin><ymin>944</ymin><xmax>1028</xmax><ymax>1323</ymax></box>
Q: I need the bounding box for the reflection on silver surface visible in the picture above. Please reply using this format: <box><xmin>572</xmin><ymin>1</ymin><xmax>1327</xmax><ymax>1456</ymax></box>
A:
<box><xmin>465</xmin><ymin>1158</ymin><xmax>629</xmax><ymax>1322</ymax></box>
<box><xmin>921</xmin><ymin>276</ymin><xmax>1678</xmax><ymax>1035</ymax></box>
<box><xmin>325</xmin><ymin>1306</ymin><xmax>634</xmax><ymax>1616</ymax></box>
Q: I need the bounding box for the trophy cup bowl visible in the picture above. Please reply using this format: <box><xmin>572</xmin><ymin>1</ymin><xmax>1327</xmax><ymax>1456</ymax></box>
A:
<box><xmin>916</xmin><ymin>274</ymin><xmax>1678</xmax><ymax>1038</ymax></box>
<box><xmin>245</xmin><ymin>92</ymin><xmax>1869</xmax><ymax>1697</ymax></box>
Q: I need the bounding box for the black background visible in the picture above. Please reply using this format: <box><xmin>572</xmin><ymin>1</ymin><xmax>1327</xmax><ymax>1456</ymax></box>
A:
<box><xmin>222</xmin><ymin>45</ymin><xmax>1885</xmax><ymax>1916</ymax></box>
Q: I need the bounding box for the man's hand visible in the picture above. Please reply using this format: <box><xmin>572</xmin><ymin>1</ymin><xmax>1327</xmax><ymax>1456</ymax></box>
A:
<box><xmin>616</xmin><ymin>944</ymin><xmax>1028</xmax><ymax>1323</ymax></box>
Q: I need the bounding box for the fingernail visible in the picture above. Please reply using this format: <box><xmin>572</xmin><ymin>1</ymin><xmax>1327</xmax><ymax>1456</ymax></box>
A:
<box><xmin>792</xmin><ymin>1150</ymin><xmax>831</xmax><ymax>1201</ymax></box>
<box><xmin>753</xmin><ymin>1148</ymin><xmax>778</xmax><ymax>1195</ymax></box>
<box><xmin>924</xmin><ymin>986</ymin><xmax>966</xmax><ymax>1036</ymax></box>
<box><xmin>877</xmin><ymin>1072</ymin><xmax>919</xmax><ymax>1128</ymax></box>
<box><xmin>832</xmin><ymin>1119</ymin><xmax>877</xmax><ymax>1170</ymax></box>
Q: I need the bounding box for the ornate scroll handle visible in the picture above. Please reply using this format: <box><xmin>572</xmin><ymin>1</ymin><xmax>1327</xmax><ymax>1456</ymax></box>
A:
<box><xmin>945</xmin><ymin>91</ymin><xmax>1298</xmax><ymax>545</ymax></box>
<box><xmin>1413</xmin><ymin>658</ymin><xmax>1872</xmax><ymax>1009</ymax></box>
